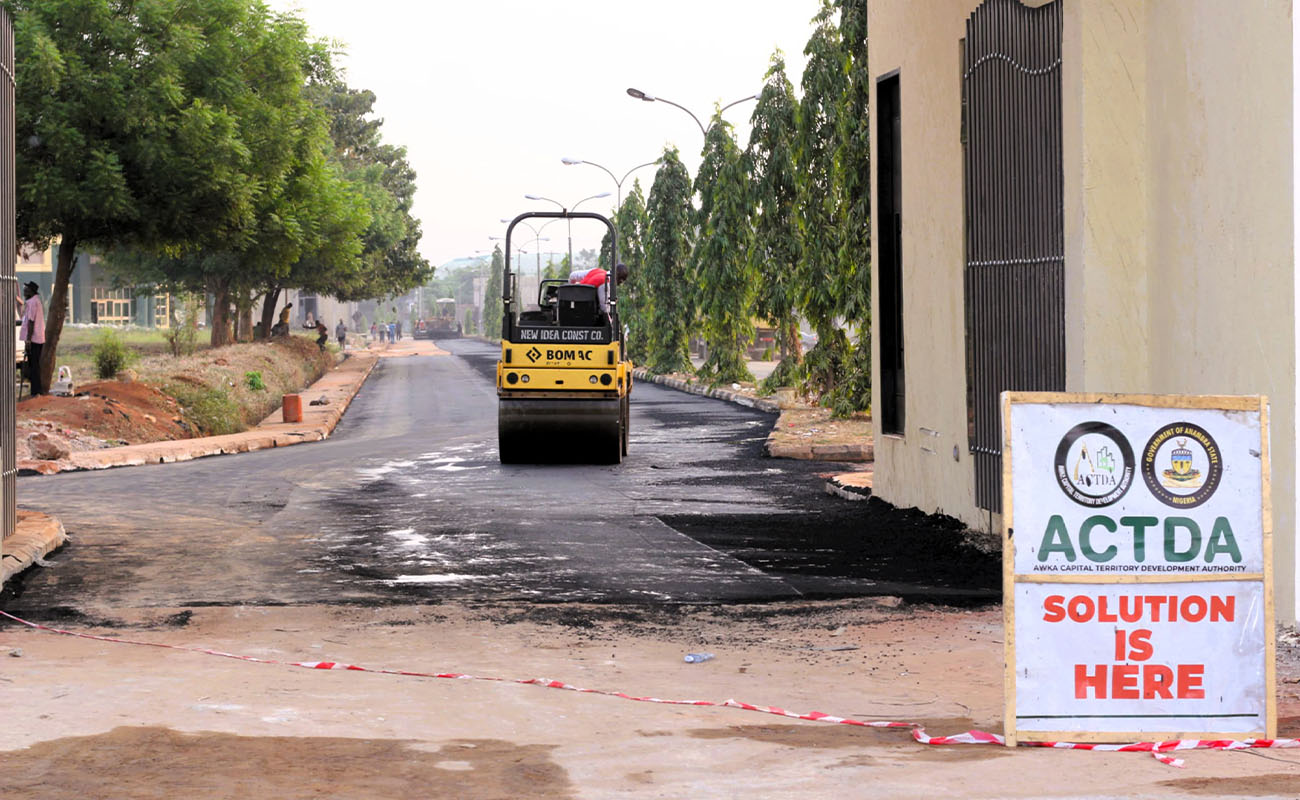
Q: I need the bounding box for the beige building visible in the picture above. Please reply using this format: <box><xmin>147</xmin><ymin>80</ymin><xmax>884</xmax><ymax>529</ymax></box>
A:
<box><xmin>868</xmin><ymin>0</ymin><xmax>1297</xmax><ymax>623</ymax></box>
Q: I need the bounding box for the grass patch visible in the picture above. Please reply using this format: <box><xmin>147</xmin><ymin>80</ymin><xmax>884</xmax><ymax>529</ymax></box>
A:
<box><xmin>125</xmin><ymin>333</ymin><xmax>334</xmax><ymax>435</ymax></box>
<box><xmin>161</xmin><ymin>383</ymin><xmax>244</xmax><ymax>436</ymax></box>
<box><xmin>91</xmin><ymin>328</ymin><xmax>139</xmax><ymax>379</ymax></box>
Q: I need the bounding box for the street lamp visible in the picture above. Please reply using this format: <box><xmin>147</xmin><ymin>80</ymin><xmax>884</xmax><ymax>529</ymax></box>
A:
<box><xmin>625</xmin><ymin>86</ymin><xmax>760</xmax><ymax>140</ymax></box>
<box><xmin>523</xmin><ymin>192</ymin><xmax>611</xmax><ymax>269</ymax></box>
<box><xmin>502</xmin><ymin>218</ymin><xmax>561</xmax><ymax>291</ymax></box>
<box><xmin>560</xmin><ymin>157</ymin><xmax>660</xmax><ymax>209</ymax></box>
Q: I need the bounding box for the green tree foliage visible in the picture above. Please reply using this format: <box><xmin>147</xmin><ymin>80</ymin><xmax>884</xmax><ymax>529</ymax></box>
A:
<box><xmin>692</xmin><ymin>116</ymin><xmax>754</xmax><ymax>385</ymax></box>
<box><xmin>746</xmin><ymin>50</ymin><xmax>805</xmax><ymax>389</ymax></box>
<box><xmin>642</xmin><ymin>148</ymin><xmax>695</xmax><ymax>374</ymax></box>
<box><xmin>614</xmin><ymin>181</ymin><xmax>650</xmax><ymax>364</ymax></box>
<box><xmin>837</xmin><ymin>0</ymin><xmax>871</xmax><ymax>327</ymax></box>
<box><xmin>796</xmin><ymin>0</ymin><xmax>852</xmax><ymax>399</ymax></box>
<box><xmin>289</xmin><ymin>80</ymin><xmax>431</xmax><ymax>313</ymax></box>
<box><xmin>13</xmin><ymin>0</ymin><xmax>274</xmax><ymax>383</ymax></box>
<box><xmin>482</xmin><ymin>245</ymin><xmax>504</xmax><ymax>340</ymax></box>
<box><xmin>189</xmin><ymin>13</ymin><xmax>366</xmax><ymax>347</ymax></box>
<box><xmin>82</xmin><ymin>2</ymin><xmax>367</xmax><ymax>347</ymax></box>
<box><xmin>544</xmin><ymin>255</ymin><xmax>569</xmax><ymax>282</ymax></box>
<box><xmin>826</xmin><ymin>0</ymin><xmax>873</xmax><ymax>415</ymax></box>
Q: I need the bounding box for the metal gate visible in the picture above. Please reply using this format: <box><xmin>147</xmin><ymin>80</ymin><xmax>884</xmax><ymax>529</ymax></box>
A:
<box><xmin>1</xmin><ymin>9</ymin><xmax>15</xmax><ymax>557</ymax></box>
<box><xmin>963</xmin><ymin>0</ymin><xmax>1064</xmax><ymax>513</ymax></box>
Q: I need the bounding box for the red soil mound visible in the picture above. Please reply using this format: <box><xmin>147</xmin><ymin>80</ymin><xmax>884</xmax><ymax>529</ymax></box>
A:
<box><xmin>19</xmin><ymin>380</ymin><xmax>192</xmax><ymax>445</ymax></box>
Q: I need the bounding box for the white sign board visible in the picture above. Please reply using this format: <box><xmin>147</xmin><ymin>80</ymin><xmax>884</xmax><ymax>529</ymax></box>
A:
<box><xmin>1003</xmin><ymin>394</ymin><xmax>1275</xmax><ymax>744</ymax></box>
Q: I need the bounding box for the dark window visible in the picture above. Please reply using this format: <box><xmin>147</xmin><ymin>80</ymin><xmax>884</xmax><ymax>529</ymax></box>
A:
<box><xmin>877</xmin><ymin>73</ymin><xmax>904</xmax><ymax>435</ymax></box>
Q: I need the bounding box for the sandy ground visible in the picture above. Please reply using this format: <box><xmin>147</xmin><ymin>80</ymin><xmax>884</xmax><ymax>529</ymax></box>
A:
<box><xmin>0</xmin><ymin>601</ymin><xmax>1297</xmax><ymax>799</ymax></box>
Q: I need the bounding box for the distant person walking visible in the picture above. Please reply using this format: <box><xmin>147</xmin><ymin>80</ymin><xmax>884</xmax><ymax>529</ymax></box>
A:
<box><xmin>16</xmin><ymin>281</ymin><xmax>45</xmax><ymax>396</ymax></box>
<box><xmin>387</xmin><ymin>321</ymin><xmax>396</xmax><ymax>343</ymax></box>
<box><xmin>315</xmin><ymin>319</ymin><xmax>329</xmax><ymax>351</ymax></box>
<box><xmin>335</xmin><ymin>320</ymin><xmax>347</xmax><ymax>350</ymax></box>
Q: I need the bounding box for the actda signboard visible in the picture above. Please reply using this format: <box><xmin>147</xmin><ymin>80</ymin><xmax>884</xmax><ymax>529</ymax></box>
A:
<box><xmin>1002</xmin><ymin>393</ymin><xmax>1275</xmax><ymax>745</ymax></box>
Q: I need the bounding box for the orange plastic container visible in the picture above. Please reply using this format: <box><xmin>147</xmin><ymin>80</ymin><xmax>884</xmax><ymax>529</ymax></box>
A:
<box><xmin>282</xmin><ymin>393</ymin><xmax>303</xmax><ymax>423</ymax></box>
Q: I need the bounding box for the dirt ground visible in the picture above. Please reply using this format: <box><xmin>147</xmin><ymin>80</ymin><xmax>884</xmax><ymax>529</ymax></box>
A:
<box><xmin>16</xmin><ymin>381</ymin><xmax>191</xmax><ymax>460</ymax></box>
<box><xmin>0</xmin><ymin>602</ymin><xmax>1296</xmax><ymax>798</ymax></box>
<box><xmin>766</xmin><ymin>406</ymin><xmax>873</xmax><ymax>453</ymax></box>
<box><xmin>15</xmin><ymin>336</ymin><xmax>337</xmax><ymax>467</ymax></box>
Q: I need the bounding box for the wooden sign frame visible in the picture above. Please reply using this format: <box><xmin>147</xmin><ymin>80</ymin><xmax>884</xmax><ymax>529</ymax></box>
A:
<box><xmin>1002</xmin><ymin>392</ymin><xmax>1275</xmax><ymax>746</ymax></box>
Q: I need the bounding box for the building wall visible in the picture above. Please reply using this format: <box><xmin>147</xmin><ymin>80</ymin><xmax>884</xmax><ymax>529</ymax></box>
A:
<box><xmin>869</xmin><ymin>0</ymin><xmax>984</xmax><ymax>526</ymax></box>
<box><xmin>869</xmin><ymin>0</ymin><xmax>1297</xmax><ymax>621</ymax></box>
<box><xmin>1140</xmin><ymin>0</ymin><xmax>1295</xmax><ymax>621</ymax></box>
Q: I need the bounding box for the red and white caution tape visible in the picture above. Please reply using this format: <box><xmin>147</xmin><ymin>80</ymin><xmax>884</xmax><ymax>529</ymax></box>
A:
<box><xmin>3</xmin><ymin>609</ymin><xmax>1295</xmax><ymax>767</ymax></box>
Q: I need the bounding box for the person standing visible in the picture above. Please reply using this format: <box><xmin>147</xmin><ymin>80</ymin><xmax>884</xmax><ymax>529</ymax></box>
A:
<box><xmin>16</xmin><ymin>281</ymin><xmax>45</xmax><ymax>395</ymax></box>
<box><xmin>335</xmin><ymin>319</ymin><xmax>347</xmax><ymax>351</ymax></box>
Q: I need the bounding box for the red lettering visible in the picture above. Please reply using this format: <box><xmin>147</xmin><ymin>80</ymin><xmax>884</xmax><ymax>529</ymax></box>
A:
<box><xmin>1177</xmin><ymin>664</ymin><xmax>1205</xmax><ymax>699</ymax></box>
<box><xmin>1142</xmin><ymin>664</ymin><xmax>1174</xmax><ymax>699</ymax></box>
<box><xmin>1075</xmin><ymin>664</ymin><xmax>1108</xmax><ymax>699</ymax></box>
<box><xmin>1067</xmin><ymin>596</ymin><xmax>1093</xmax><ymax>623</ymax></box>
<box><xmin>1119</xmin><ymin>595</ymin><xmax>1143</xmax><ymax>623</ymax></box>
<box><xmin>1210</xmin><ymin>595</ymin><xmax>1235</xmax><ymax>622</ymax></box>
<box><xmin>1043</xmin><ymin>595</ymin><xmax>1066</xmax><ymax>623</ymax></box>
<box><xmin>1182</xmin><ymin>595</ymin><xmax>1207</xmax><ymax>623</ymax></box>
<box><xmin>1111</xmin><ymin>664</ymin><xmax>1140</xmax><ymax>699</ymax></box>
<box><xmin>1128</xmin><ymin>629</ymin><xmax>1153</xmax><ymax>661</ymax></box>
<box><xmin>1096</xmin><ymin>596</ymin><xmax>1117</xmax><ymax>623</ymax></box>
<box><xmin>1114</xmin><ymin>629</ymin><xmax>1126</xmax><ymax>661</ymax></box>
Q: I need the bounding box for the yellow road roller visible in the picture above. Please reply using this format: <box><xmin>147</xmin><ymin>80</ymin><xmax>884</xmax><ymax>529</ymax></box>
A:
<box><xmin>496</xmin><ymin>211</ymin><xmax>631</xmax><ymax>464</ymax></box>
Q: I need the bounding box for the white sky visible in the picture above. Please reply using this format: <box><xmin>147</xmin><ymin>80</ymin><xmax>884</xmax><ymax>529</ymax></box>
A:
<box><xmin>269</xmin><ymin>0</ymin><xmax>818</xmax><ymax>269</ymax></box>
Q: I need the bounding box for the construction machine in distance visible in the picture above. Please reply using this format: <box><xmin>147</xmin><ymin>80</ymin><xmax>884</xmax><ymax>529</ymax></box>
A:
<box><xmin>414</xmin><ymin>298</ymin><xmax>461</xmax><ymax>339</ymax></box>
<box><xmin>496</xmin><ymin>211</ymin><xmax>630</xmax><ymax>464</ymax></box>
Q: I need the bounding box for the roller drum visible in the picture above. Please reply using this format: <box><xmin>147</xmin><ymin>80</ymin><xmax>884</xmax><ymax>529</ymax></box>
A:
<box><xmin>498</xmin><ymin>398</ymin><xmax>622</xmax><ymax>464</ymax></box>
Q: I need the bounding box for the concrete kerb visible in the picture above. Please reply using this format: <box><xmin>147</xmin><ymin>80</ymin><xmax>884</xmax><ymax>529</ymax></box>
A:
<box><xmin>22</xmin><ymin>350</ymin><xmax>383</xmax><ymax>476</ymax></box>
<box><xmin>1</xmin><ymin>511</ymin><xmax>68</xmax><ymax>587</ymax></box>
<box><xmin>631</xmin><ymin>367</ymin><xmax>782</xmax><ymax>414</ymax></box>
<box><xmin>825</xmin><ymin>471</ymin><xmax>874</xmax><ymax>502</ymax></box>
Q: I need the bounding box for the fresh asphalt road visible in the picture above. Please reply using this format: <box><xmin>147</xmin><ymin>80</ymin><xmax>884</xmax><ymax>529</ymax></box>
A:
<box><xmin>2</xmin><ymin>339</ymin><xmax>997</xmax><ymax>615</ymax></box>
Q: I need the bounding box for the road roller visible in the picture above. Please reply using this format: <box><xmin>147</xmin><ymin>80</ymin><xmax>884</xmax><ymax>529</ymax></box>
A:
<box><xmin>496</xmin><ymin>211</ymin><xmax>631</xmax><ymax>464</ymax></box>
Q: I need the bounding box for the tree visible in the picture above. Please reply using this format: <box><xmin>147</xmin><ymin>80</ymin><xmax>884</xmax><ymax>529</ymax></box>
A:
<box><xmin>259</xmin><ymin>79</ymin><xmax>431</xmax><ymax>337</ymax></box>
<box><xmin>13</xmin><ymin>0</ymin><xmax>273</xmax><ymax>383</ymax></box>
<box><xmin>544</xmin><ymin>255</ymin><xmax>569</xmax><ymax>282</ymax></box>
<box><xmin>692</xmin><ymin>115</ymin><xmax>754</xmax><ymax>385</ymax></box>
<box><xmin>643</xmin><ymin>148</ymin><xmax>695</xmax><ymax>374</ymax></box>
<box><xmin>746</xmin><ymin>50</ymin><xmax>804</xmax><ymax>387</ymax></box>
<box><xmin>481</xmin><ymin>245</ymin><xmax>504</xmax><ymax>340</ymax></box>
<box><xmin>614</xmin><ymin>181</ymin><xmax>650</xmax><ymax>364</ymax></box>
<box><xmin>826</xmin><ymin>0</ymin><xmax>873</xmax><ymax>415</ymax></box>
<box><xmin>796</xmin><ymin>0</ymin><xmax>850</xmax><ymax>397</ymax></box>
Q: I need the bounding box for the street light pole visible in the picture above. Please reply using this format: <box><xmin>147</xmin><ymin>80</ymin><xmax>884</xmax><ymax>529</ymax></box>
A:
<box><xmin>491</xmin><ymin>235</ymin><xmax>548</xmax><ymax>306</ymax></box>
<box><xmin>625</xmin><ymin>86</ymin><xmax>760</xmax><ymax>142</ymax></box>
<box><xmin>501</xmin><ymin>218</ymin><xmax>560</xmax><ymax>292</ymax></box>
<box><xmin>523</xmin><ymin>192</ymin><xmax>611</xmax><ymax>271</ymax></box>
<box><xmin>560</xmin><ymin>157</ymin><xmax>660</xmax><ymax>209</ymax></box>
